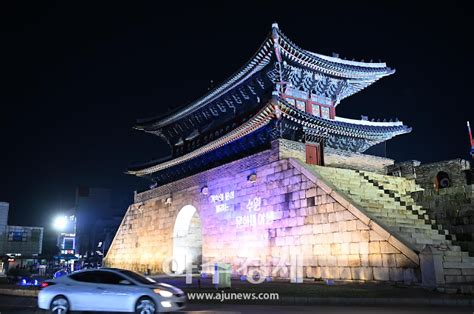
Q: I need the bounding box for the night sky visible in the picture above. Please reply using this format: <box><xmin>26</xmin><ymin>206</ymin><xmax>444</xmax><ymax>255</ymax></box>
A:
<box><xmin>1</xmin><ymin>1</ymin><xmax>473</xmax><ymax>228</ymax></box>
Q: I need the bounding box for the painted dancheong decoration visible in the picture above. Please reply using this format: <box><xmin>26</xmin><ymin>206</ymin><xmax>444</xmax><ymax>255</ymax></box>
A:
<box><xmin>128</xmin><ymin>23</ymin><xmax>411</xmax><ymax>185</ymax></box>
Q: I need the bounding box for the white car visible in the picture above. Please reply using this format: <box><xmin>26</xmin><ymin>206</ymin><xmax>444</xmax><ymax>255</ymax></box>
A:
<box><xmin>38</xmin><ymin>268</ymin><xmax>186</xmax><ymax>313</ymax></box>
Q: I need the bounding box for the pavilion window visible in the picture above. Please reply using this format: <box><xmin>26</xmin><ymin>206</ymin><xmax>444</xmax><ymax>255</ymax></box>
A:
<box><xmin>321</xmin><ymin>106</ymin><xmax>330</xmax><ymax>119</ymax></box>
<box><xmin>296</xmin><ymin>100</ymin><xmax>305</xmax><ymax>112</ymax></box>
<box><xmin>312</xmin><ymin>104</ymin><xmax>321</xmax><ymax>117</ymax></box>
<box><xmin>285</xmin><ymin>97</ymin><xmax>296</xmax><ymax>106</ymax></box>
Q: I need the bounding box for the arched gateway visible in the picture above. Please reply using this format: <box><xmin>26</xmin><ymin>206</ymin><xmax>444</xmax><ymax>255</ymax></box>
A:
<box><xmin>172</xmin><ymin>205</ymin><xmax>202</xmax><ymax>274</ymax></box>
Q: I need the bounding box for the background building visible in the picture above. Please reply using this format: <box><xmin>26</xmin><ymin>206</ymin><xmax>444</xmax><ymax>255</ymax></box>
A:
<box><xmin>0</xmin><ymin>202</ymin><xmax>9</xmax><ymax>269</ymax></box>
<box><xmin>86</xmin><ymin>216</ymin><xmax>123</xmax><ymax>267</ymax></box>
<box><xmin>0</xmin><ymin>202</ymin><xmax>10</xmax><ymax>254</ymax></box>
<box><xmin>0</xmin><ymin>202</ymin><xmax>44</xmax><ymax>273</ymax></box>
<box><xmin>73</xmin><ymin>187</ymin><xmax>123</xmax><ymax>267</ymax></box>
<box><xmin>75</xmin><ymin>187</ymin><xmax>111</xmax><ymax>257</ymax></box>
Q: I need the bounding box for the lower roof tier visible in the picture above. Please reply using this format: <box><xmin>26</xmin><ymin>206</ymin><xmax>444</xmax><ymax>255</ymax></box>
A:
<box><xmin>128</xmin><ymin>96</ymin><xmax>410</xmax><ymax>179</ymax></box>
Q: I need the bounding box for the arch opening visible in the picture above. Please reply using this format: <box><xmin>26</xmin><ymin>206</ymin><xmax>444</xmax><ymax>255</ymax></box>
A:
<box><xmin>435</xmin><ymin>171</ymin><xmax>451</xmax><ymax>189</ymax></box>
<box><xmin>172</xmin><ymin>205</ymin><xmax>202</xmax><ymax>274</ymax></box>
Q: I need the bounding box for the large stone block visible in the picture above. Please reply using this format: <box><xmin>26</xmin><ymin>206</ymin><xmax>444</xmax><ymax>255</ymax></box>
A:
<box><xmin>369</xmin><ymin>254</ymin><xmax>383</xmax><ymax>267</ymax></box>
<box><xmin>369</xmin><ymin>230</ymin><xmax>386</xmax><ymax>242</ymax></box>
<box><xmin>359</xmin><ymin>242</ymin><xmax>369</xmax><ymax>255</ymax></box>
<box><xmin>389</xmin><ymin>268</ymin><xmax>404</xmax><ymax>281</ymax></box>
<box><xmin>351</xmin><ymin>267</ymin><xmax>374</xmax><ymax>281</ymax></box>
<box><xmin>337</xmin><ymin>256</ymin><xmax>349</xmax><ymax>267</ymax></box>
<box><xmin>348</xmin><ymin>255</ymin><xmax>361</xmax><ymax>267</ymax></box>
<box><xmin>346</xmin><ymin>220</ymin><xmax>357</xmax><ymax>231</ymax></box>
<box><xmin>380</xmin><ymin>242</ymin><xmax>400</xmax><ymax>254</ymax></box>
<box><xmin>395</xmin><ymin>254</ymin><xmax>415</xmax><ymax>268</ymax></box>
<box><xmin>382</xmin><ymin>254</ymin><xmax>397</xmax><ymax>267</ymax></box>
<box><xmin>323</xmin><ymin>266</ymin><xmax>340</xmax><ymax>279</ymax></box>
<box><xmin>327</xmin><ymin>255</ymin><xmax>338</xmax><ymax>267</ymax></box>
<box><xmin>373</xmin><ymin>267</ymin><xmax>390</xmax><ymax>281</ymax></box>
<box><xmin>369</xmin><ymin>242</ymin><xmax>380</xmax><ymax>254</ymax></box>
<box><xmin>339</xmin><ymin>267</ymin><xmax>352</xmax><ymax>280</ymax></box>
<box><xmin>314</xmin><ymin>244</ymin><xmax>331</xmax><ymax>256</ymax></box>
<box><xmin>349</xmin><ymin>242</ymin><xmax>360</xmax><ymax>255</ymax></box>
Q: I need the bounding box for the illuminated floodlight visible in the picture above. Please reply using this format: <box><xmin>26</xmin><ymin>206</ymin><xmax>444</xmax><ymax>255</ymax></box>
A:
<box><xmin>53</xmin><ymin>216</ymin><xmax>68</xmax><ymax>231</ymax></box>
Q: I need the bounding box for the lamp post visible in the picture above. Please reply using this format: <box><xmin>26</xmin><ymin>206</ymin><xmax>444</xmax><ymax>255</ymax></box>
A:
<box><xmin>52</xmin><ymin>214</ymin><xmax>77</xmax><ymax>272</ymax></box>
<box><xmin>53</xmin><ymin>216</ymin><xmax>68</xmax><ymax>232</ymax></box>
<box><xmin>52</xmin><ymin>215</ymin><xmax>68</xmax><ymax>271</ymax></box>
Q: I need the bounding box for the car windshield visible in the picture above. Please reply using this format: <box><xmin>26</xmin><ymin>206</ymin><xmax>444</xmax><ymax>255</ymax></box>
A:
<box><xmin>117</xmin><ymin>269</ymin><xmax>156</xmax><ymax>285</ymax></box>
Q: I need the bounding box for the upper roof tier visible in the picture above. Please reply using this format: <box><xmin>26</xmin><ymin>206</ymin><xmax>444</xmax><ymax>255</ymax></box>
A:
<box><xmin>136</xmin><ymin>23</ymin><xmax>394</xmax><ymax>134</ymax></box>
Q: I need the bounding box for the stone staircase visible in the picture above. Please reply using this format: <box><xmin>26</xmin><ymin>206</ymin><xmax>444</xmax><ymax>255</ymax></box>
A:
<box><xmin>355</xmin><ymin>170</ymin><xmax>453</xmax><ymax>247</ymax></box>
<box><xmin>307</xmin><ymin>165</ymin><xmax>474</xmax><ymax>285</ymax></box>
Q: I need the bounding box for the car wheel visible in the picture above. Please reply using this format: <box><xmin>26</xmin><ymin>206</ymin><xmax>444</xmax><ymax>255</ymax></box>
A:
<box><xmin>135</xmin><ymin>297</ymin><xmax>157</xmax><ymax>314</ymax></box>
<box><xmin>50</xmin><ymin>296</ymin><xmax>69</xmax><ymax>314</ymax></box>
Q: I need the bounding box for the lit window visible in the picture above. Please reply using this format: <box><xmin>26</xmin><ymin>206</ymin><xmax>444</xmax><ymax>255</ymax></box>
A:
<box><xmin>311</xmin><ymin>104</ymin><xmax>320</xmax><ymax>117</ymax></box>
<box><xmin>8</xmin><ymin>231</ymin><xmax>27</xmax><ymax>242</ymax></box>
<box><xmin>296</xmin><ymin>100</ymin><xmax>305</xmax><ymax>112</ymax></box>
<box><xmin>321</xmin><ymin>107</ymin><xmax>330</xmax><ymax>119</ymax></box>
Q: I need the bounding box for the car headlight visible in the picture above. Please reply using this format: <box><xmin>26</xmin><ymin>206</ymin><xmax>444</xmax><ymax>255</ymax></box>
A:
<box><xmin>153</xmin><ymin>288</ymin><xmax>173</xmax><ymax>297</ymax></box>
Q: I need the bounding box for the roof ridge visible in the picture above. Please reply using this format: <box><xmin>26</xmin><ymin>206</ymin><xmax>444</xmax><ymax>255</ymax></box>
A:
<box><xmin>275</xmin><ymin>27</ymin><xmax>394</xmax><ymax>78</ymax></box>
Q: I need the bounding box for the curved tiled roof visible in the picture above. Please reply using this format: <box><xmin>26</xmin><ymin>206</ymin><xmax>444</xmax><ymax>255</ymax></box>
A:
<box><xmin>129</xmin><ymin>105</ymin><xmax>276</xmax><ymax>176</ymax></box>
<box><xmin>136</xmin><ymin>23</ymin><xmax>394</xmax><ymax>131</ymax></box>
<box><xmin>135</xmin><ymin>37</ymin><xmax>274</xmax><ymax>130</ymax></box>
<box><xmin>279</xmin><ymin>101</ymin><xmax>410</xmax><ymax>141</ymax></box>
<box><xmin>129</xmin><ymin>96</ymin><xmax>410</xmax><ymax>176</ymax></box>
<box><xmin>275</xmin><ymin>25</ymin><xmax>394</xmax><ymax>79</ymax></box>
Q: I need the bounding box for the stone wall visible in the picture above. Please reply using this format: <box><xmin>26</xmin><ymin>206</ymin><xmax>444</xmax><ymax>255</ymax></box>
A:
<box><xmin>275</xmin><ymin>138</ymin><xmax>306</xmax><ymax>161</ymax></box>
<box><xmin>324</xmin><ymin>147</ymin><xmax>394</xmax><ymax>174</ymax></box>
<box><xmin>386</xmin><ymin>160</ymin><xmax>421</xmax><ymax>179</ymax></box>
<box><xmin>402</xmin><ymin>159</ymin><xmax>474</xmax><ymax>255</ymax></box>
<box><xmin>134</xmin><ymin>146</ymin><xmax>280</xmax><ymax>204</ymax></box>
<box><xmin>270</xmin><ymin>138</ymin><xmax>394</xmax><ymax>174</ymax></box>
<box><xmin>413</xmin><ymin>159</ymin><xmax>471</xmax><ymax>190</ymax></box>
<box><xmin>413</xmin><ymin>184</ymin><xmax>474</xmax><ymax>254</ymax></box>
<box><xmin>105</xmin><ymin>144</ymin><xmax>418</xmax><ymax>282</ymax></box>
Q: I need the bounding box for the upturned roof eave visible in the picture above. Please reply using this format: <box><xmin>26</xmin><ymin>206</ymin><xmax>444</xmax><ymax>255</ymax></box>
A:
<box><xmin>128</xmin><ymin>102</ymin><xmax>277</xmax><ymax>176</ymax></box>
<box><xmin>134</xmin><ymin>35</ymin><xmax>275</xmax><ymax>131</ymax></box>
<box><xmin>134</xmin><ymin>24</ymin><xmax>395</xmax><ymax>133</ymax></box>
<box><xmin>128</xmin><ymin>96</ymin><xmax>411</xmax><ymax>177</ymax></box>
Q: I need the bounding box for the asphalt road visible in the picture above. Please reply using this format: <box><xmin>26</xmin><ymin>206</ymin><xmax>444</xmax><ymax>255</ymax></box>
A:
<box><xmin>0</xmin><ymin>295</ymin><xmax>472</xmax><ymax>314</ymax></box>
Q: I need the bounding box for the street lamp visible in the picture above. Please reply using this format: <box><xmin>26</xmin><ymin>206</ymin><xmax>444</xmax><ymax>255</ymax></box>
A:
<box><xmin>53</xmin><ymin>216</ymin><xmax>68</xmax><ymax>231</ymax></box>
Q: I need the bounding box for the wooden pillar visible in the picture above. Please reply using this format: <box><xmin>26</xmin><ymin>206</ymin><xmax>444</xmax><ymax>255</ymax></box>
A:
<box><xmin>330</xmin><ymin>106</ymin><xmax>336</xmax><ymax>119</ymax></box>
